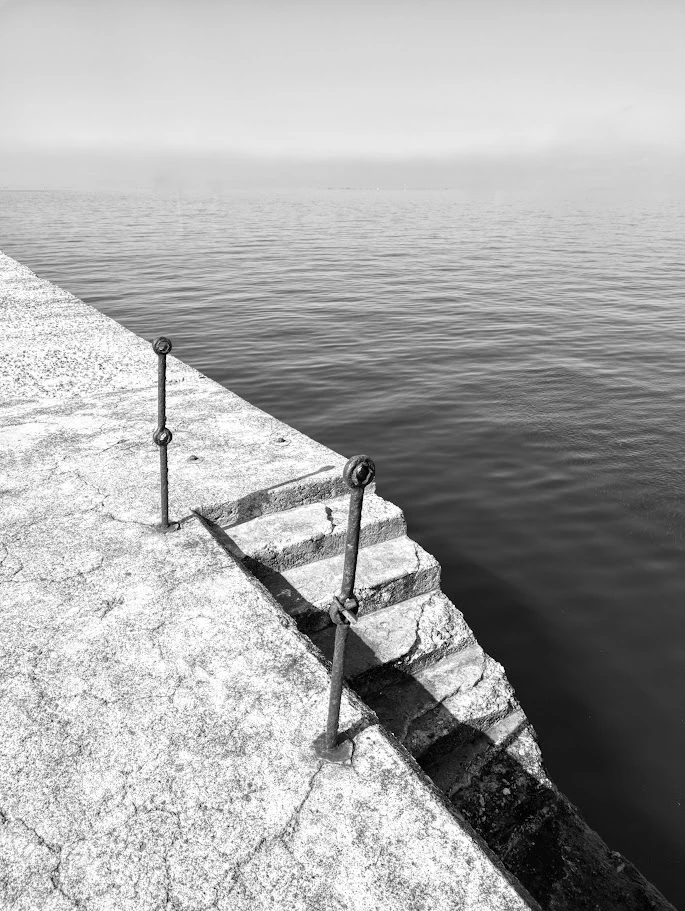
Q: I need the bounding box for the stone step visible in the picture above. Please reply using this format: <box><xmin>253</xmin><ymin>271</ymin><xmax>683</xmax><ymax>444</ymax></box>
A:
<box><xmin>309</xmin><ymin>591</ymin><xmax>474</xmax><ymax>684</ymax></box>
<box><xmin>223</xmin><ymin>492</ymin><xmax>405</xmax><ymax>575</ymax></box>
<box><xmin>445</xmin><ymin>722</ymin><xmax>552</xmax><ymax>850</ymax></box>
<box><xmin>260</xmin><ymin>535</ymin><xmax>441</xmax><ymax>633</ymax></box>
<box><xmin>196</xmin><ymin>463</ymin><xmax>377</xmax><ymax>526</ymax></box>
<box><xmin>421</xmin><ymin>709</ymin><xmax>533</xmax><ymax>797</ymax></box>
<box><xmin>362</xmin><ymin>645</ymin><xmax>518</xmax><ymax>762</ymax></box>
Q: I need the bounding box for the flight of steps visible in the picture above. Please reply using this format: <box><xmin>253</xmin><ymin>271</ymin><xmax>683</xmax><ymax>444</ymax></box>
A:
<box><xmin>197</xmin><ymin>483</ymin><xmax>676</xmax><ymax>911</ymax></box>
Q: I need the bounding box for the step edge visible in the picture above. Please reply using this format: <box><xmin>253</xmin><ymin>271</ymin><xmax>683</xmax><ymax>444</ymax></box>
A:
<box><xmin>289</xmin><ymin>563</ymin><xmax>443</xmax><ymax>633</ymax></box>
<box><xmin>223</xmin><ymin>489</ymin><xmax>401</xmax><ymax>532</ymax></box>
<box><xmin>352</xmin><ymin>632</ymin><xmax>480</xmax><ymax>695</ymax></box>
<box><xmin>194</xmin><ymin>476</ymin><xmax>378</xmax><ymax>525</ymax></box>
<box><xmin>240</xmin><ymin>510</ymin><xmax>408</xmax><ymax>575</ymax></box>
<box><xmin>419</xmin><ymin>708</ymin><xmax>529</xmax><ymax>779</ymax></box>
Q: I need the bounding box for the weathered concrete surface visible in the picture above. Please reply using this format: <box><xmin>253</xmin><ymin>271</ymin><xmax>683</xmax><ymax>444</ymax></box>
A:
<box><xmin>141</xmin><ymin>267</ymin><xmax>677</xmax><ymax>908</ymax></box>
<box><xmin>227</xmin><ymin>492</ymin><xmax>406</xmax><ymax>573</ymax></box>
<box><xmin>272</xmin><ymin>536</ymin><xmax>441</xmax><ymax>631</ymax></box>
<box><xmin>310</xmin><ymin>590</ymin><xmax>474</xmax><ymax>680</ymax></box>
<box><xmin>0</xmin><ymin>251</ymin><xmax>539</xmax><ymax>910</ymax></box>
<box><xmin>0</xmin><ymin>254</ymin><xmax>358</xmax><ymax>525</ymax></box>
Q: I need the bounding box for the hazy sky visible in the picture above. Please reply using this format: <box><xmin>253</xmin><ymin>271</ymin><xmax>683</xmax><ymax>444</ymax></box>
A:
<box><xmin>1</xmin><ymin>0</ymin><xmax>684</xmax><ymax>161</ymax></box>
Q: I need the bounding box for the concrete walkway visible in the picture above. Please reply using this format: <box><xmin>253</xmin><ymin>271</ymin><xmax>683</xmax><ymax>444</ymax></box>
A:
<box><xmin>0</xmin><ymin>252</ymin><xmax>538</xmax><ymax>910</ymax></box>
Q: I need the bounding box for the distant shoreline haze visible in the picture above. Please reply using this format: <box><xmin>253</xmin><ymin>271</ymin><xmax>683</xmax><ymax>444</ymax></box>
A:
<box><xmin>1</xmin><ymin>148</ymin><xmax>684</xmax><ymax>196</ymax></box>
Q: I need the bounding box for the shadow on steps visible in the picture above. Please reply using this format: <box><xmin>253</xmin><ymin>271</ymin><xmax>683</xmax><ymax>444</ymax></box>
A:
<box><xmin>194</xmin><ymin>513</ymin><xmax>675</xmax><ymax>911</ymax></box>
<box><xmin>344</xmin><ymin>637</ymin><xmax>675</xmax><ymax>911</ymax></box>
<box><xmin>436</xmin><ymin>552</ymin><xmax>683</xmax><ymax>910</ymax></box>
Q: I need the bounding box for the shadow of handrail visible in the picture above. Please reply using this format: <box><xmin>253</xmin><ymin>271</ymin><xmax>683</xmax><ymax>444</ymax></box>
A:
<box><xmin>194</xmin><ymin>465</ymin><xmax>338</xmax><ymax>527</ymax></box>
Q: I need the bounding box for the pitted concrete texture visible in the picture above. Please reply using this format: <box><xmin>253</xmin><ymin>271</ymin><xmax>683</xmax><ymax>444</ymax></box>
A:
<box><xmin>0</xmin><ymin>251</ymin><xmax>354</xmax><ymax>526</ymax></box>
<box><xmin>310</xmin><ymin>590</ymin><xmax>474</xmax><ymax>681</ymax></box>
<box><xmin>274</xmin><ymin>536</ymin><xmax>441</xmax><ymax>631</ymax></box>
<box><xmin>0</xmin><ymin>254</ymin><xmax>201</xmax><ymax>403</ymax></box>
<box><xmin>0</xmin><ymin>251</ymin><xmax>539</xmax><ymax>910</ymax></box>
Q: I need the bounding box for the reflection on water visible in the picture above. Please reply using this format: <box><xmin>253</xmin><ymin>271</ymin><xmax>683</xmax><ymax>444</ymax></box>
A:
<box><xmin>1</xmin><ymin>188</ymin><xmax>684</xmax><ymax>905</ymax></box>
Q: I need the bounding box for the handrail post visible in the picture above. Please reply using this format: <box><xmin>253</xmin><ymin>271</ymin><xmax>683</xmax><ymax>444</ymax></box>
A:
<box><xmin>313</xmin><ymin>454</ymin><xmax>376</xmax><ymax>763</ymax></box>
<box><xmin>152</xmin><ymin>337</ymin><xmax>176</xmax><ymax>532</ymax></box>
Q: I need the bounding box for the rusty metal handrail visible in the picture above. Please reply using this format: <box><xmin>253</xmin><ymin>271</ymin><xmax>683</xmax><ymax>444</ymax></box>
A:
<box><xmin>152</xmin><ymin>337</ymin><xmax>175</xmax><ymax>531</ymax></box>
<box><xmin>149</xmin><ymin>344</ymin><xmax>374</xmax><ymax>755</ymax></box>
<box><xmin>313</xmin><ymin>454</ymin><xmax>376</xmax><ymax>763</ymax></box>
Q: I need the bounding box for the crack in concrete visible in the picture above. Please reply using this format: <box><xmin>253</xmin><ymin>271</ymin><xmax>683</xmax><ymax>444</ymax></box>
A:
<box><xmin>324</xmin><ymin>505</ymin><xmax>337</xmax><ymax>535</ymax></box>
<box><xmin>97</xmin><ymin>594</ymin><xmax>124</xmax><ymax>620</ymax></box>
<box><xmin>158</xmin><ymin>807</ymin><xmax>183</xmax><ymax>910</ymax></box>
<box><xmin>0</xmin><ymin>811</ymin><xmax>83</xmax><ymax>908</ymax></box>
<box><xmin>399</xmin><ymin>599</ymin><xmax>428</xmax><ymax>669</ymax></box>
<box><xmin>97</xmin><ymin>439</ymin><xmax>138</xmax><ymax>455</ymax></box>
<box><xmin>101</xmin><ymin>510</ymin><xmax>156</xmax><ymax>530</ymax></box>
<box><xmin>0</xmin><ymin>420</ymin><xmax>55</xmax><ymax>430</ymax></box>
<box><xmin>282</xmin><ymin>763</ymin><xmax>324</xmax><ymax>845</ymax></box>
<box><xmin>222</xmin><ymin>762</ymin><xmax>324</xmax><ymax>902</ymax></box>
<box><xmin>49</xmin><ymin>853</ymin><xmax>82</xmax><ymax>910</ymax></box>
<box><xmin>0</xmin><ymin>545</ymin><xmax>24</xmax><ymax>583</ymax></box>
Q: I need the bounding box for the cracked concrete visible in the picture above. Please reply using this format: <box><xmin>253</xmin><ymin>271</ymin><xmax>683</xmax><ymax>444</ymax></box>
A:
<box><xmin>310</xmin><ymin>590</ymin><xmax>474</xmax><ymax>683</ymax></box>
<box><xmin>0</xmin><ymin>252</ymin><xmax>539</xmax><ymax>910</ymax></box>
<box><xmin>274</xmin><ymin>535</ymin><xmax>441</xmax><ymax>631</ymax></box>
<box><xmin>224</xmin><ymin>493</ymin><xmax>405</xmax><ymax>576</ymax></box>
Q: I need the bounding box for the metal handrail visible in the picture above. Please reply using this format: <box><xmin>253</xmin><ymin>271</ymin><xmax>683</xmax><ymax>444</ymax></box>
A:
<box><xmin>151</xmin><ymin>338</ymin><xmax>374</xmax><ymax>763</ymax></box>
<box><xmin>313</xmin><ymin>454</ymin><xmax>376</xmax><ymax>763</ymax></box>
<box><xmin>152</xmin><ymin>336</ymin><xmax>175</xmax><ymax>531</ymax></box>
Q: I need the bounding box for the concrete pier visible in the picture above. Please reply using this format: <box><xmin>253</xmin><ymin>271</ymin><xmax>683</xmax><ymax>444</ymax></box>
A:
<box><xmin>0</xmin><ymin>251</ymin><xmax>676</xmax><ymax>910</ymax></box>
<box><xmin>0</xmin><ymin>252</ymin><xmax>538</xmax><ymax>909</ymax></box>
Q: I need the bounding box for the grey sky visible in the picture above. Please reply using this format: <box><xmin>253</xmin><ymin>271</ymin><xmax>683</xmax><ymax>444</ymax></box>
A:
<box><xmin>2</xmin><ymin>0</ymin><xmax>684</xmax><ymax>159</ymax></box>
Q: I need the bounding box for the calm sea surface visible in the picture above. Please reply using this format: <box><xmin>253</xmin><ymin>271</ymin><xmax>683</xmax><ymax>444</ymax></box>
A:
<box><xmin>2</xmin><ymin>187</ymin><xmax>684</xmax><ymax>905</ymax></box>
